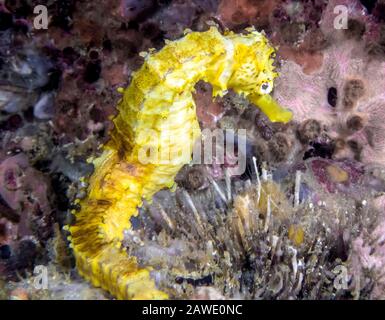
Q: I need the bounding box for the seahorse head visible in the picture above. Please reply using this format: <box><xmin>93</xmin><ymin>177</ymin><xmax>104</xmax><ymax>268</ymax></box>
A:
<box><xmin>219</xmin><ymin>28</ymin><xmax>292</xmax><ymax>123</ymax></box>
<box><xmin>226</xmin><ymin>28</ymin><xmax>278</xmax><ymax>98</ymax></box>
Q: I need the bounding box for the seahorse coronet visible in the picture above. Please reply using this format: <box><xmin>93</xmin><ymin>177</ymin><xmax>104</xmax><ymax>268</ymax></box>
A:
<box><xmin>69</xmin><ymin>26</ymin><xmax>292</xmax><ymax>300</ymax></box>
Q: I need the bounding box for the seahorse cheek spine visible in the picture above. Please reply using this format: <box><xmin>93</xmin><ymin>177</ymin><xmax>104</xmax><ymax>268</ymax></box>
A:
<box><xmin>68</xmin><ymin>27</ymin><xmax>292</xmax><ymax>300</ymax></box>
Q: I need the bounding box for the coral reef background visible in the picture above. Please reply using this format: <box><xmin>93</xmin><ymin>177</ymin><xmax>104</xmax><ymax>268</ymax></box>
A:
<box><xmin>2</xmin><ymin>0</ymin><xmax>385</xmax><ymax>299</ymax></box>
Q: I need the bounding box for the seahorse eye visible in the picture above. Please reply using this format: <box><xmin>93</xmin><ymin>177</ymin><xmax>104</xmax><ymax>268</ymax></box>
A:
<box><xmin>260</xmin><ymin>82</ymin><xmax>272</xmax><ymax>94</ymax></box>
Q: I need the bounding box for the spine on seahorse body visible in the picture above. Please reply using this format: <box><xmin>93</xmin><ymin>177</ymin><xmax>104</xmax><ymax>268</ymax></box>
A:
<box><xmin>68</xmin><ymin>27</ymin><xmax>292</xmax><ymax>300</ymax></box>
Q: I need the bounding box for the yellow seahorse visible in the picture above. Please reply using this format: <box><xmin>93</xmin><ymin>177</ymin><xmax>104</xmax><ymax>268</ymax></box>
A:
<box><xmin>68</xmin><ymin>27</ymin><xmax>292</xmax><ymax>299</ymax></box>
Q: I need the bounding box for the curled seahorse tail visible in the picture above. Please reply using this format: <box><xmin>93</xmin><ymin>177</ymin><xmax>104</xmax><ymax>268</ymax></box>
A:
<box><xmin>69</xmin><ymin>150</ymin><xmax>168</xmax><ymax>299</ymax></box>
